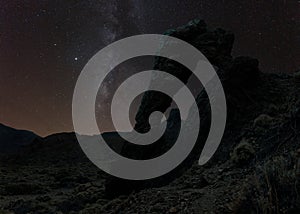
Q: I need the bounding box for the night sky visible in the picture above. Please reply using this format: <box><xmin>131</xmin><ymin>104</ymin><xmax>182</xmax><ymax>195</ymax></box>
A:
<box><xmin>1</xmin><ymin>0</ymin><xmax>299</xmax><ymax>136</ymax></box>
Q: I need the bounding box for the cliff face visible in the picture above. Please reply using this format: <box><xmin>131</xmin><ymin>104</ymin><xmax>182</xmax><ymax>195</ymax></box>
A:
<box><xmin>0</xmin><ymin>20</ymin><xmax>300</xmax><ymax>213</ymax></box>
<box><xmin>104</xmin><ymin>21</ymin><xmax>300</xmax><ymax>212</ymax></box>
<box><xmin>106</xmin><ymin>20</ymin><xmax>263</xmax><ymax>195</ymax></box>
<box><xmin>134</xmin><ymin>19</ymin><xmax>235</xmax><ymax>133</ymax></box>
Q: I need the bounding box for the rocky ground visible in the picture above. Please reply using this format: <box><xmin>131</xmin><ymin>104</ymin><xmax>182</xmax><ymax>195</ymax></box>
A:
<box><xmin>1</xmin><ymin>20</ymin><xmax>300</xmax><ymax>213</ymax></box>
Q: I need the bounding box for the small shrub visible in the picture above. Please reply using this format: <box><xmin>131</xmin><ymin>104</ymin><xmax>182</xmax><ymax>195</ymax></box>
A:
<box><xmin>251</xmin><ymin>154</ymin><xmax>299</xmax><ymax>213</ymax></box>
<box><xmin>231</xmin><ymin>139</ymin><xmax>255</xmax><ymax>165</ymax></box>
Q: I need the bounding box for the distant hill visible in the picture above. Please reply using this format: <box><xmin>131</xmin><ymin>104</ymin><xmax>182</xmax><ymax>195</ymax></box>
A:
<box><xmin>0</xmin><ymin>123</ymin><xmax>41</xmax><ymax>154</ymax></box>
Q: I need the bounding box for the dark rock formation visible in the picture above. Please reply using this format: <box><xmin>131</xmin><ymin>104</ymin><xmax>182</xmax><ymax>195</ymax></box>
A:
<box><xmin>134</xmin><ymin>19</ymin><xmax>235</xmax><ymax>132</ymax></box>
<box><xmin>225</xmin><ymin>56</ymin><xmax>260</xmax><ymax>87</ymax></box>
<box><xmin>106</xmin><ymin>20</ymin><xmax>263</xmax><ymax>197</ymax></box>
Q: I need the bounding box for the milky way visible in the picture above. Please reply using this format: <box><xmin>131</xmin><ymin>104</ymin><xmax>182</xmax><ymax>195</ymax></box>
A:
<box><xmin>0</xmin><ymin>0</ymin><xmax>299</xmax><ymax>136</ymax></box>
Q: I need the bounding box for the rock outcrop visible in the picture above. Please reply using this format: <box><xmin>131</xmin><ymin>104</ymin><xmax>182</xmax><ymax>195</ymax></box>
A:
<box><xmin>106</xmin><ymin>20</ymin><xmax>263</xmax><ymax>197</ymax></box>
<box><xmin>134</xmin><ymin>19</ymin><xmax>236</xmax><ymax>133</ymax></box>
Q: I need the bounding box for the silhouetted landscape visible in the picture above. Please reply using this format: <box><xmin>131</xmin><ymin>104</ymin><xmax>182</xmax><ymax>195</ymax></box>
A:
<box><xmin>0</xmin><ymin>20</ymin><xmax>300</xmax><ymax>213</ymax></box>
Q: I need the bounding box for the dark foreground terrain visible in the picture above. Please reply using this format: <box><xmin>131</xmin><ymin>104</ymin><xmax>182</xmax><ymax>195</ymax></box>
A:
<box><xmin>1</xmin><ymin>20</ymin><xmax>300</xmax><ymax>213</ymax></box>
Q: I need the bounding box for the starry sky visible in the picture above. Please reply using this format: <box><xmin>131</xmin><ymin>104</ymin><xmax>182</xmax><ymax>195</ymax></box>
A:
<box><xmin>1</xmin><ymin>0</ymin><xmax>299</xmax><ymax>136</ymax></box>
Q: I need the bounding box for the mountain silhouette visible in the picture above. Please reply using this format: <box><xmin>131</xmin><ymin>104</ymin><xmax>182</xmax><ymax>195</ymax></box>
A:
<box><xmin>0</xmin><ymin>123</ymin><xmax>41</xmax><ymax>154</ymax></box>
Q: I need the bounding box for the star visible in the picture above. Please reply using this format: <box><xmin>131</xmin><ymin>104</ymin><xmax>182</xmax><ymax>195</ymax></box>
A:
<box><xmin>74</xmin><ymin>57</ymin><xmax>78</xmax><ymax>61</ymax></box>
